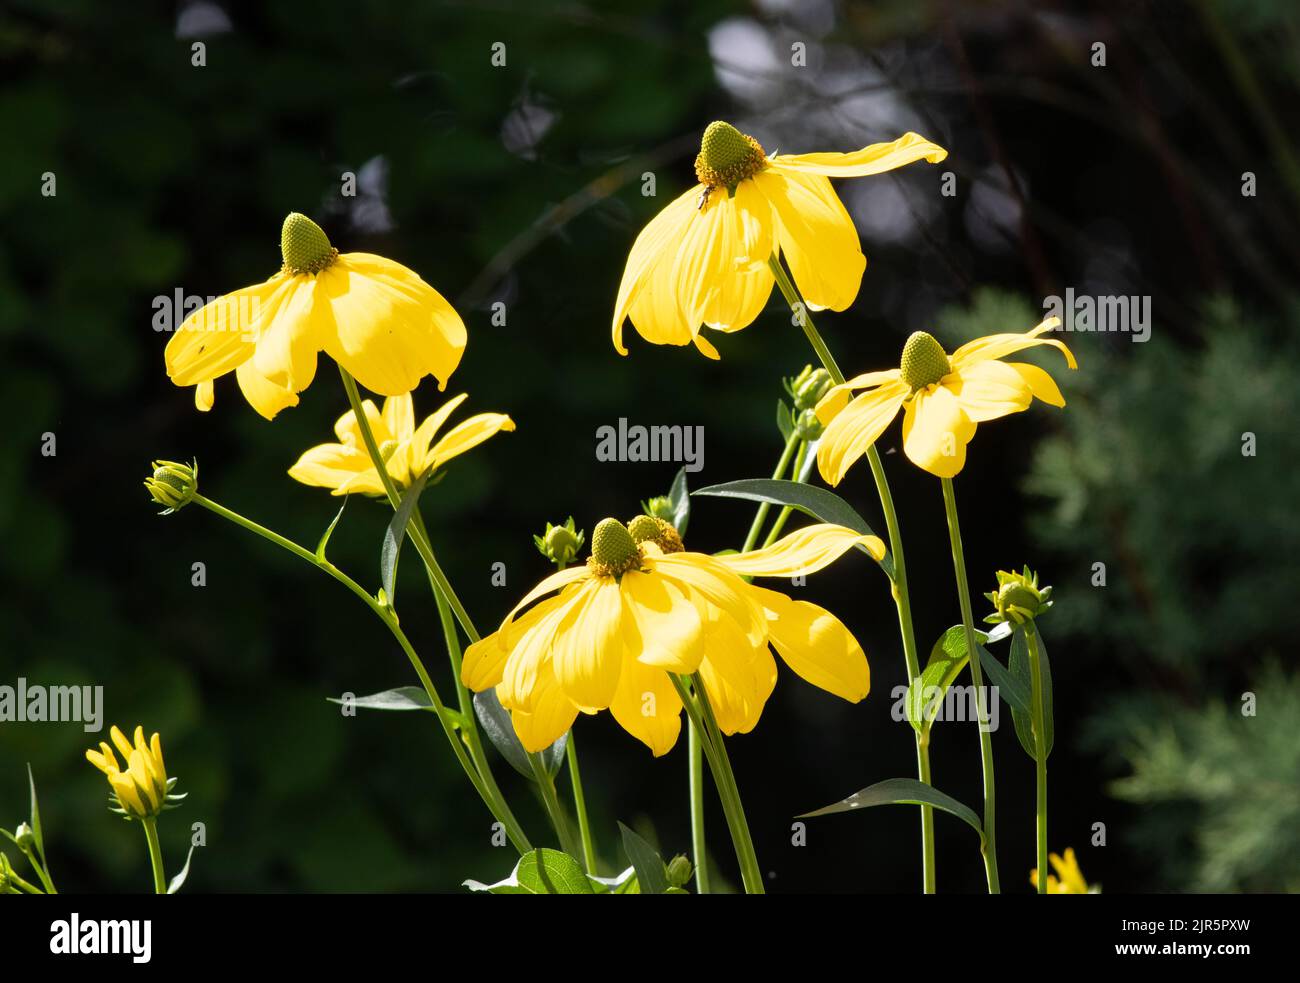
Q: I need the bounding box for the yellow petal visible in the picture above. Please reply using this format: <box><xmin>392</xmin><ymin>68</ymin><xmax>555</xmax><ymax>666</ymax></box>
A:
<box><xmin>406</xmin><ymin>393</ymin><xmax>469</xmax><ymax>471</ymax></box>
<box><xmin>949</xmin><ymin>359</ymin><xmax>1033</xmax><ymax>423</ymax></box>
<box><xmin>85</xmin><ymin>748</ymin><xmax>117</xmax><ymax>775</ymax></box>
<box><xmin>816</xmin><ymin>381</ymin><xmax>908</xmax><ymax>487</ymax></box>
<box><xmin>462</xmin><ymin>595</ymin><xmax>565</xmax><ymax>692</ymax></box>
<box><xmin>429</xmin><ymin>414</ymin><xmax>515</xmax><ymax>469</ymax></box>
<box><xmin>620</xmin><ymin>570</ymin><xmax>705</xmax><ymax>673</ymax></box>
<box><xmin>551</xmin><ymin>579</ymin><xmax>625</xmax><ymax>709</ymax></box>
<box><xmin>699</xmin><ymin>180</ymin><xmax>775</xmax><ymax>332</ymax></box>
<box><xmin>1007</xmin><ymin>362</ymin><xmax>1066</xmax><ymax>407</ymax></box>
<box><xmin>697</xmin><ymin>610</ymin><xmax>776</xmax><ymax>735</ymax></box>
<box><xmin>164</xmin><ymin>277</ymin><xmax>284</xmax><ymax>385</ymax></box>
<box><xmin>768</xmin><ymin>132</ymin><xmax>948</xmax><ymax>177</ymax></box>
<box><xmin>717</xmin><ymin>523</ymin><xmax>885</xmax><ymax>578</ymax></box>
<box><xmin>902</xmin><ymin>385</ymin><xmax>976</xmax><ymax>478</ymax></box>
<box><xmin>318</xmin><ymin>253</ymin><xmax>467</xmax><ymax>395</ymax></box>
<box><xmin>382</xmin><ymin>394</ymin><xmax>415</xmax><ymax>443</ymax></box>
<box><xmin>110</xmin><ymin>725</ymin><xmax>133</xmax><ymax>761</ymax></box>
<box><xmin>668</xmin><ymin>187</ymin><xmax>739</xmax><ymax>332</ymax></box>
<box><xmin>109</xmin><ymin>772</ymin><xmax>147</xmax><ymax>817</ymax></box>
<box><xmin>612</xmin><ymin>186</ymin><xmax>700</xmax><ymax>354</ymax></box>
<box><xmin>236</xmin><ymin>357</ymin><xmax>300</xmax><ymax>420</ymax></box>
<box><xmin>506</xmin><ymin>656</ymin><xmax>580</xmax><ymax>754</ymax></box>
<box><xmin>287</xmin><ymin>441</ymin><xmax>372</xmax><ymax>492</ymax></box>
<box><xmin>128</xmin><ymin>750</ymin><xmax>160</xmax><ymax>811</ymax></box>
<box><xmin>747</xmin><ymin>585</ymin><xmax>869</xmax><ymax>702</ymax></box>
<box><xmin>815</xmin><ymin>369</ymin><xmax>903</xmax><ymax>424</ymax></box>
<box><xmin>650</xmin><ymin>553</ymin><xmax>767</xmax><ymax>647</ymax></box>
<box><xmin>249</xmin><ymin>276</ymin><xmax>323</xmax><ymax>392</ymax></box>
<box><xmin>498</xmin><ymin>566</ymin><xmax>591</xmax><ymax>640</ymax></box>
<box><xmin>194</xmin><ymin>380</ymin><xmax>215</xmax><ymax>412</ymax></box>
<box><xmin>754</xmin><ymin>169</ymin><xmax>863</xmax><ymax>312</ymax></box>
<box><xmin>608</xmin><ymin>658</ymin><xmax>683</xmax><ymax>756</ymax></box>
<box><xmin>499</xmin><ymin>587</ymin><xmax>586</xmax><ymax>713</ymax></box>
<box><xmin>949</xmin><ymin>317</ymin><xmax>1076</xmax><ymax>371</ymax></box>
<box><xmin>149</xmin><ymin>733</ymin><xmax>167</xmax><ymax>783</ymax></box>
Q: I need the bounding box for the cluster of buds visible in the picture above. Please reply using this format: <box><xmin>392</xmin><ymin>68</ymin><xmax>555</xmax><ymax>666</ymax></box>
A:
<box><xmin>641</xmin><ymin>495</ymin><xmax>675</xmax><ymax>523</ymax></box>
<box><xmin>984</xmin><ymin>566</ymin><xmax>1054</xmax><ymax>626</ymax></box>
<box><xmin>144</xmin><ymin>459</ymin><xmax>198</xmax><ymax>513</ymax></box>
<box><xmin>782</xmin><ymin>366</ymin><xmax>833</xmax><ymax>441</ymax></box>
<box><xmin>534</xmin><ymin>517</ymin><xmax>585</xmax><ymax>568</ymax></box>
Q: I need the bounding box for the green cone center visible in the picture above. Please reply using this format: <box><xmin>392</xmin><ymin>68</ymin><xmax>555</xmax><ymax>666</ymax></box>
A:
<box><xmin>590</xmin><ymin>518</ymin><xmax>641</xmax><ymax>575</ymax></box>
<box><xmin>627</xmin><ymin>514</ymin><xmax>683</xmax><ymax>554</ymax></box>
<box><xmin>695</xmin><ymin>121</ymin><xmax>766</xmax><ymax>189</ymax></box>
<box><xmin>900</xmin><ymin>331</ymin><xmax>952</xmax><ymax>390</ymax></box>
<box><xmin>281</xmin><ymin>212</ymin><xmax>337</xmax><ymax>275</ymax></box>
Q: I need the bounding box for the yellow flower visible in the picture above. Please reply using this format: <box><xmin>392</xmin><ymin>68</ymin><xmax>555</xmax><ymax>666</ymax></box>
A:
<box><xmin>165</xmin><ymin>213</ymin><xmax>467</xmax><ymax>419</ymax></box>
<box><xmin>815</xmin><ymin>317</ymin><xmax>1077</xmax><ymax>483</ymax></box>
<box><xmin>288</xmin><ymin>392</ymin><xmax>514</xmax><ymax>496</ymax></box>
<box><xmin>1030</xmin><ymin>848</ymin><xmax>1093</xmax><ymax>894</ymax></box>
<box><xmin>612</xmin><ymin>121</ymin><xmax>947</xmax><ymax>359</ymax></box>
<box><xmin>86</xmin><ymin>726</ymin><xmax>171</xmax><ymax>820</ymax></box>
<box><xmin>461</xmin><ymin>517</ymin><xmax>883</xmax><ymax>756</ymax></box>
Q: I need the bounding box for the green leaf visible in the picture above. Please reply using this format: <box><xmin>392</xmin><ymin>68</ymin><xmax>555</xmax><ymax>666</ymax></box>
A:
<box><xmin>668</xmin><ymin>467</ymin><xmax>690</xmax><ymax>537</ymax></box>
<box><xmin>798</xmin><ymin>777</ymin><xmax>985</xmax><ymax>845</ymax></box>
<box><xmin>588</xmin><ymin>866</ymin><xmax>638</xmax><ymax>894</ymax></box>
<box><xmin>464</xmin><ymin>848</ymin><xmax>595</xmax><ymax>894</ymax></box>
<box><xmin>618</xmin><ymin>822</ymin><xmax>670</xmax><ymax>895</ymax></box>
<box><xmin>906</xmin><ymin>626</ymin><xmax>978</xmax><ymax>736</ymax></box>
<box><xmin>776</xmin><ymin>400</ymin><xmax>794</xmax><ymax>442</ymax></box>
<box><xmin>976</xmin><ymin>645</ymin><xmax>1032</xmax><ymax>716</ymax></box>
<box><xmin>379</xmin><ymin>470</ymin><xmax>431</xmax><ymax>605</ymax></box>
<box><xmin>692</xmin><ymin>478</ymin><xmax>890</xmax><ymax>576</ymax></box>
<box><xmin>1008</xmin><ymin>624</ymin><xmax>1054</xmax><ymax>761</ymax></box>
<box><xmin>167</xmin><ymin>845</ymin><xmax>196</xmax><ymax>894</ymax></box>
<box><xmin>27</xmin><ymin>764</ymin><xmax>45</xmax><ymax>864</ymax></box>
<box><xmin>327</xmin><ymin>687</ymin><xmax>435</xmax><ymax>712</ymax></box>
<box><xmin>314</xmin><ymin>497</ymin><xmax>348</xmax><ymax>561</ymax></box>
<box><xmin>472</xmin><ymin>689</ymin><xmax>566</xmax><ymax>780</ymax></box>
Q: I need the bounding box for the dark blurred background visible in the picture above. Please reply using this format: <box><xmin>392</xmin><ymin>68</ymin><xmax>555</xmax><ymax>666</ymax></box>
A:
<box><xmin>2</xmin><ymin>0</ymin><xmax>1297</xmax><ymax>893</ymax></box>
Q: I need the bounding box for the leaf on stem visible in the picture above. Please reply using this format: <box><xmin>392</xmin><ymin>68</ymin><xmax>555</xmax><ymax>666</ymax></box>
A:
<box><xmin>314</xmin><ymin>497</ymin><xmax>349</xmax><ymax>561</ymax></box>
<box><xmin>167</xmin><ymin>845</ymin><xmax>196</xmax><ymax>894</ymax></box>
<box><xmin>797</xmin><ymin>777</ymin><xmax>985</xmax><ymax>846</ymax></box>
<box><xmin>327</xmin><ymin>687</ymin><xmax>436</xmax><ymax>712</ymax></box>
<box><xmin>668</xmin><ymin>466</ymin><xmax>691</xmax><ymax>537</ymax></box>
<box><xmin>472</xmin><ymin>689</ymin><xmax>567</xmax><ymax>781</ymax></box>
<box><xmin>464</xmin><ymin>848</ymin><xmax>594</xmax><ymax>894</ymax></box>
<box><xmin>379</xmin><ymin>470</ymin><xmax>431</xmax><ymax>605</ymax></box>
<box><xmin>618</xmin><ymin>822</ymin><xmax>670</xmax><ymax>895</ymax></box>
<box><xmin>1008</xmin><ymin>624</ymin><xmax>1054</xmax><ymax>761</ymax></box>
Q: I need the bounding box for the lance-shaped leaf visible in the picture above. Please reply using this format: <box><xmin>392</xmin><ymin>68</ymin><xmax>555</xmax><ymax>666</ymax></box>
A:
<box><xmin>798</xmin><ymin>777</ymin><xmax>985</xmax><ymax>846</ymax></box>
<box><xmin>618</xmin><ymin>822</ymin><xmax>670</xmax><ymax>895</ymax></box>
<box><xmin>379</xmin><ymin>470</ymin><xmax>431</xmax><ymax>605</ymax></box>
<box><xmin>473</xmin><ymin>689</ymin><xmax>566</xmax><ymax>781</ymax></box>
<box><xmin>1008</xmin><ymin>624</ymin><xmax>1054</xmax><ymax>761</ymax></box>
<box><xmin>314</xmin><ymin>497</ymin><xmax>348</xmax><ymax>561</ymax></box>
<box><xmin>167</xmin><ymin>845</ymin><xmax>197</xmax><ymax>894</ymax></box>
<box><xmin>668</xmin><ymin>466</ymin><xmax>691</xmax><ymax>536</ymax></box>
<box><xmin>327</xmin><ymin>687</ymin><xmax>435</xmax><ymax>712</ymax></box>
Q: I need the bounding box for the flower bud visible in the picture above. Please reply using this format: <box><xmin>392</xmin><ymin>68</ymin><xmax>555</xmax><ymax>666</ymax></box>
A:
<box><xmin>794</xmin><ymin>408</ymin><xmax>825</xmax><ymax>442</ymax></box>
<box><xmin>627</xmin><ymin>514</ymin><xmax>683</xmax><ymax>554</ymax></box>
<box><xmin>641</xmin><ymin>495</ymin><xmax>675</xmax><ymax>523</ymax></box>
<box><xmin>984</xmin><ymin>566</ymin><xmax>1053</xmax><ymax>626</ymax></box>
<box><xmin>789</xmin><ymin>366</ymin><xmax>832</xmax><ymax>410</ymax></box>
<box><xmin>666</xmin><ymin>854</ymin><xmax>693</xmax><ymax>888</ymax></box>
<box><xmin>587</xmin><ymin>518</ymin><xmax>642</xmax><ymax>577</ymax></box>
<box><xmin>534</xmin><ymin>517</ymin><xmax>585</xmax><ymax>568</ymax></box>
<box><xmin>144</xmin><ymin>459</ymin><xmax>198</xmax><ymax>513</ymax></box>
<box><xmin>13</xmin><ymin>822</ymin><xmax>34</xmax><ymax>852</ymax></box>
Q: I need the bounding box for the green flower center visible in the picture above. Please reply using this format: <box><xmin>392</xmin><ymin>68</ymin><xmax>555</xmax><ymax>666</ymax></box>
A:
<box><xmin>280</xmin><ymin>212</ymin><xmax>338</xmax><ymax>275</ymax></box>
<box><xmin>588</xmin><ymin>518</ymin><xmax>642</xmax><ymax>577</ymax></box>
<box><xmin>694</xmin><ymin>121</ymin><xmax>767</xmax><ymax>190</ymax></box>
<box><xmin>899</xmin><ymin>331</ymin><xmax>952</xmax><ymax>391</ymax></box>
<box><xmin>627</xmin><ymin>514</ymin><xmax>684</xmax><ymax>554</ymax></box>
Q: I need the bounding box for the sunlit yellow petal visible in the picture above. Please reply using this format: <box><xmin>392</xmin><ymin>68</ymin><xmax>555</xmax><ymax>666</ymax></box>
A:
<box><xmin>287</xmin><ymin>442</ymin><xmax>372</xmax><ymax>492</ymax></box>
<box><xmin>249</xmin><ymin>276</ymin><xmax>322</xmax><ymax>392</ymax></box>
<box><xmin>164</xmin><ymin>277</ymin><xmax>283</xmax><ymax>385</ymax></box>
<box><xmin>128</xmin><ymin>750</ymin><xmax>160</xmax><ymax>810</ymax></box>
<box><xmin>748</xmin><ymin>585</ymin><xmax>869</xmax><ymax>702</ymax></box>
<box><xmin>949</xmin><ymin>317</ymin><xmax>1076</xmax><ymax>370</ymax></box>
<box><xmin>109</xmin><ymin>772</ymin><xmax>147</xmax><ymax>817</ymax></box>
<box><xmin>754</xmin><ymin>169</ymin><xmax>863</xmax><ymax>312</ymax></box>
<box><xmin>901</xmin><ymin>385</ymin><xmax>976</xmax><ymax>478</ymax></box>
<box><xmin>194</xmin><ymin>380</ymin><xmax>214</xmax><ymax>412</ymax></box>
<box><xmin>552</xmin><ymin>579</ymin><xmax>625</xmax><ymax>708</ymax></box>
<box><xmin>499</xmin><ymin>587</ymin><xmax>586</xmax><ymax>713</ymax></box>
<box><xmin>700</xmin><ymin>180</ymin><xmax>775</xmax><ymax>332</ymax></box>
<box><xmin>429</xmin><ymin>414</ymin><xmax>515</xmax><ymax>469</ymax></box>
<box><xmin>235</xmin><ymin>357</ymin><xmax>300</xmax><ymax>420</ymax></box>
<box><xmin>463</xmin><ymin>595</ymin><xmax>566</xmax><ymax>691</ymax></box>
<box><xmin>498</xmin><ymin>566</ymin><xmax>591</xmax><ymax>640</ymax></box>
<box><xmin>650</xmin><ymin>552</ymin><xmax>767</xmax><ymax>647</ymax></box>
<box><xmin>382</xmin><ymin>394</ymin><xmax>415</xmax><ymax>443</ymax></box>
<box><xmin>815</xmin><ymin>369</ymin><xmax>903</xmax><ymax>424</ymax></box>
<box><xmin>609</xmin><ymin>658</ymin><xmax>683</xmax><ymax>756</ymax></box>
<box><xmin>1007</xmin><ymin>361</ymin><xmax>1066</xmax><ymax>407</ymax></box>
<box><xmin>506</xmin><ymin>659</ymin><xmax>579</xmax><ymax>754</ymax></box>
<box><xmin>769</xmin><ymin>132</ymin><xmax>948</xmax><ymax>177</ymax></box>
<box><xmin>816</xmin><ymin>381</ymin><xmax>909</xmax><ymax>487</ymax></box>
<box><xmin>85</xmin><ymin>748</ymin><xmax>116</xmax><ymax>775</ymax></box>
<box><xmin>716</xmin><ymin>523</ymin><xmax>885</xmax><ymax>578</ymax></box>
<box><xmin>948</xmin><ymin>359</ymin><xmax>1032</xmax><ymax>423</ymax></box>
<box><xmin>697</xmin><ymin>610</ymin><xmax>777</xmax><ymax>735</ymax></box>
<box><xmin>110</xmin><ymin>725</ymin><xmax>133</xmax><ymax>761</ymax></box>
<box><xmin>620</xmin><ymin>570</ymin><xmax>705</xmax><ymax>673</ymax></box>
<box><xmin>613</xmin><ymin>186</ymin><xmax>700</xmax><ymax>354</ymax></box>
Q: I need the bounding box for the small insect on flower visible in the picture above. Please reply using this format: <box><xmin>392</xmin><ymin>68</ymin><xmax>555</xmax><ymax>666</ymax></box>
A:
<box><xmin>814</xmin><ymin>317</ymin><xmax>1078</xmax><ymax>483</ymax></box>
<box><xmin>86</xmin><ymin>726</ymin><xmax>185</xmax><ymax>821</ymax></box>
<box><xmin>164</xmin><ymin>213</ymin><xmax>468</xmax><ymax>419</ymax></box>
<box><xmin>462</xmin><ymin>517</ymin><xmax>883</xmax><ymax>756</ymax></box>
<box><xmin>612</xmin><ymin>121</ymin><xmax>947</xmax><ymax>359</ymax></box>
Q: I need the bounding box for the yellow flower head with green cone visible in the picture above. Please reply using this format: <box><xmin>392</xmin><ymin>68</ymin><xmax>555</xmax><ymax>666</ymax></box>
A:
<box><xmin>611</xmin><ymin>122</ymin><xmax>947</xmax><ymax>359</ymax></box>
<box><xmin>461</xmin><ymin>517</ymin><xmax>883</xmax><ymax>756</ymax></box>
<box><xmin>288</xmin><ymin>392</ymin><xmax>514</xmax><ymax>495</ymax></box>
<box><xmin>164</xmin><ymin>213</ymin><xmax>468</xmax><ymax>419</ymax></box>
<box><xmin>814</xmin><ymin>316</ymin><xmax>1077</xmax><ymax>483</ymax></box>
<box><xmin>1030</xmin><ymin>848</ymin><xmax>1095</xmax><ymax>894</ymax></box>
<box><xmin>86</xmin><ymin>726</ymin><xmax>177</xmax><ymax>821</ymax></box>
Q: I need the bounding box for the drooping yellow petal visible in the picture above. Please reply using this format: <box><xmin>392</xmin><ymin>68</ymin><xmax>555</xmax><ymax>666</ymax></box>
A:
<box><xmin>670</xmin><ymin>186</ymin><xmax>764</xmax><ymax>334</ymax></box>
<box><xmin>768</xmin><ymin>132</ymin><xmax>948</xmax><ymax>177</ymax></box>
<box><xmin>164</xmin><ymin>276</ymin><xmax>284</xmax><ymax>385</ymax></box>
<box><xmin>815</xmin><ymin>369</ymin><xmax>903</xmax><ymax>423</ymax></box>
<box><xmin>816</xmin><ymin>381</ymin><xmax>909</xmax><ymax>487</ymax></box>
<box><xmin>699</xmin><ymin>180</ymin><xmax>775</xmax><ymax>332</ymax></box>
<box><xmin>287</xmin><ymin>441</ymin><xmax>373</xmax><ymax>492</ymax></box>
<box><xmin>1007</xmin><ymin>362</ymin><xmax>1066</xmax><ymax>407</ymax></box>
<box><xmin>901</xmin><ymin>385</ymin><xmax>976</xmax><ymax>478</ymax></box>
<box><xmin>317</xmin><ymin>253</ymin><xmax>467</xmax><ymax>395</ymax></box>
<box><xmin>747</xmin><ymin>585</ymin><xmax>869</xmax><ymax>702</ymax></box>
<box><xmin>235</xmin><ymin>357</ymin><xmax>300</xmax><ymax>420</ymax></box>
<box><xmin>650</xmin><ymin>552</ymin><xmax>767</xmax><ymax>647</ymax></box>
<box><xmin>551</xmin><ymin>579</ymin><xmax>625</xmax><ymax>709</ymax></box>
<box><xmin>462</xmin><ymin>595</ymin><xmax>566</xmax><ymax>691</ymax></box>
<box><xmin>505</xmin><ymin>659</ymin><xmax>579</xmax><ymax>754</ymax></box>
<box><xmin>949</xmin><ymin>317</ymin><xmax>1076</xmax><ymax>371</ymax></box>
<box><xmin>382</xmin><ymin>394</ymin><xmax>415</xmax><ymax>443</ymax></box>
<box><xmin>716</xmin><ymin>523</ymin><xmax>885</xmax><ymax>578</ymax></box>
<box><xmin>948</xmin><ymin>359</ymin><xmax>1033</xmax><ymax>423</ymax></box>
<box><xmin>249</xmin><ymin>276</ymin><xmax>323</xmax><ymax>392</ymax></box>
<box><xmin>194</xmin><ymin>380</ymin><xmax>214</xmax><ymax>412</ymax></box>
<box><xmin>697</xmin><ymin>609</ymin><xmax>777</xmax><ymax>735</ymax></box>
<box><xmin>620</xmin><ymin>569</ymin><xmax>705</xmax><ymax>673</ymax></box>
<box><xmin>608</xmin><ymin>657</ymin><xmax>683</xmax><ymax>756</ymax></box>
<box><xmin>754</xmin><ymin>168</ymin><xmax>864</xmax><ymax>312</ymax></box>
<box><xmin>428</xmin><ymin>414</ymin><xmax>516</xmax><ymax>469</ymax></box>
<box><xmin>498</xmin><ymin>566</ymin><xmax>591</xmax><ymax>640</ymax></box>
<box><xmin>499</xmin><ymin>587</ymin><xmax>586</xmax><ymax>713</ymax></box>
<box><xmin>612</xmin><ymin>186</ymin><xmax>700</xmax><ymax>354</ymax></box>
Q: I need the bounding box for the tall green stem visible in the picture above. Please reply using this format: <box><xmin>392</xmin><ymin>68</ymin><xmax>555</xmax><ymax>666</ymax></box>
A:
<box><xmin>528</xmin><ymin>753</ymin><xmax>582</xmax><ymax>861</ymax></box>
<box><xmin>741</xmin><ymin>430</ymin><xmax>799</xmax><ymax>552</ymax></box>
<box><xmin>768</xmin><ymin>255</ymin><xmax>935</xmax><ymax>893</ymax></box>
<box><xmin>1026</xmin><ymin>626</ymin><xmax>1048</xmax><ymax>894</ymax></box>
<box><xmin>190</xmin><ymin>493</ymin><xmax>531</xmax><ymax>853</ymax></box>
<box><xmin>687</xmin><ymin>722</ymin><xmax>711</xmax><ymax>893</ymax></box>
<box><xmin>142</xmin><ymin>818</ymin><xmax>166</xmax><ymax>895</ymax></box>
<box><xmin>940</xmin><ymin>478</ymin><xmax>1000</xmax><ymax>893</ymax></box>
<box><xmin>670</xmin><ymin>675</ymin><xmax>764</xmax><ymax>894</ymax></box>
<box><xmin>565</xmin><ymin>735</ymin><xmax>597</xmax><ymax>874</ymax></box>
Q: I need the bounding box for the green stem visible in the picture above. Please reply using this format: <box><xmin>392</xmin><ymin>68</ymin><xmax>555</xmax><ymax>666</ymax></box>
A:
<box><xmin>769</xmin><ymin>254</ymin><xmax>935</xmax><ymax>893</ymax></box>
<box><xmin>761</xmin><ymin>441</ymin><xmax>808</xmax><ymax>547</ymax></box>
<box><xmin>1026</xmin><ymin>626</ymin><xmax>1048</xmax><ymax>894</ymax></box>
<box><xmin>671</xmin><ymin>675</ymin><xmax>764</xmax><ymax>894</ymax></box>
<box><xmin>190</xmin><ymin>493</ymin><xmax>531</xmax><ymax>854</ymax></box>
<box><xmin>741</xmin><ymin>429</ymin><xmax>800</xmax><ymax>552</ymax></box>
<box><xmin>528</xmin><ymin>753</ymin><xmax>582</xmax><ymax>860</ymax></box>
<box><xmin>565</xmin><ymin>735</ymin><xmax>597</xmax><ymax>874</ymax></box>
<box><xmin>142</xmin><ymin>818</ymin><xmax>166</xmax><ymax>895</ymax></box>
<box><xmin>21</xmin><ymin>850</ymin><xmax>57</xmax><ymax>894</ymax></box>
<box><xmin>687</xmin><ymin>720</ymin><xmax>711</xmax><ymax>893</ymax></box>
<box><xmin>940</xmin><ymin>478</ymin><xmax>1001</xmax><ymax>893</ymax></box>
<box><xmin>6</xmin><ymin>869</ymin><xmax>43</xmax><ymax>894</ymax></box>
